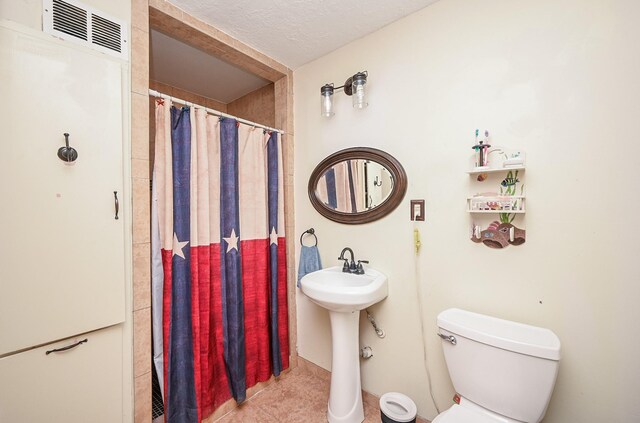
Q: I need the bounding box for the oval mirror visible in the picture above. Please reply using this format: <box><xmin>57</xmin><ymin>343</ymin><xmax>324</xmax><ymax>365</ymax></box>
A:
<box><xmin>308</xmin><ymin>147</ymin><xmax>407</xmax><ymax>224</ymax></box>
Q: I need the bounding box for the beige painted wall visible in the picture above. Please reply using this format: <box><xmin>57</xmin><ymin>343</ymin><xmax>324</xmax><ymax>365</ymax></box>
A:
<box><xmin>294</xmin><ymin>0</ymin><xmax>640</xmax><ymax>422</ymax></box>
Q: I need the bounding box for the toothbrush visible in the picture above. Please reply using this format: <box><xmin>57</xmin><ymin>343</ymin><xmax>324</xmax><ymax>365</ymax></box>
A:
<box><xmin>473</xmin><ymin>129</ymin><xmax>480</xmax><ymax>167</ymax></box>
<box><xmin>483</xmin><ymin>130</ymin><xmax>490</xmax><ymax>166</ymax></box>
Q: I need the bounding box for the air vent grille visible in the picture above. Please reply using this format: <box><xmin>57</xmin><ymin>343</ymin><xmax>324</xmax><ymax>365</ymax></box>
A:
<box><xmin>52</xmin><ymin>0</ymin><xmax>87</xmax><ymax>40</ymax></box>
<box><xmin>91</xmin><ymin>14</ymin><xmax>122</xmax><ymax>53</ymax></box>
<box><xmin>43</xmin><ymin>0</ymin><xmax>128</xmax><ymax>60</ymax></box>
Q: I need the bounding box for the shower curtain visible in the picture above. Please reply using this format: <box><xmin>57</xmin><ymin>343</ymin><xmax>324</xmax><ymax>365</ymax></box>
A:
<box><xmin>316</xmin><ymin>160</ymin><xmax>365</xmax><ymax>212</ymax></box>
<box><xmin>151</xmin><ymin>99</ymin><xmax>289</xmax><ymax>423</ymax></box>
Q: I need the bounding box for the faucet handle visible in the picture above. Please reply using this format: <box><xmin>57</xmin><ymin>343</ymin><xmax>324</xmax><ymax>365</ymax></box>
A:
<box><xmin>341</xmin><ymin>259</ymin><xmax>350</xmax><ymax>273</ymax></box>
<box><xmin>355</xmin><ymin>260</ymin><xmax>369</xmax><ymax>275</ymax></box>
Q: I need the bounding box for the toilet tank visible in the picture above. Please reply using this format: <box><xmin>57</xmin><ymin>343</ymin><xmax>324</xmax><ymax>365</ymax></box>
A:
<box><xmin>437</xmin><ymin>309</ymin><xmax>561</xmax><ymax>423</ymax></box>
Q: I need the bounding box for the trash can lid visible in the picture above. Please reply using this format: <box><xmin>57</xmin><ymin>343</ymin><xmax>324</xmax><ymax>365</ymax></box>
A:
<box><xmin>379</xmin><ymin>392</ymin><xmax>417</xmax><ymax>422</ymax></box>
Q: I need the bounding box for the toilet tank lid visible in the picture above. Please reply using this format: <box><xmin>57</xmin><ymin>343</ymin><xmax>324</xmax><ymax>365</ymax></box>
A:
<box><xmin>437</xmin><ymin>308</ymin><xmax>561</xmax><ymax>360</ymax></box>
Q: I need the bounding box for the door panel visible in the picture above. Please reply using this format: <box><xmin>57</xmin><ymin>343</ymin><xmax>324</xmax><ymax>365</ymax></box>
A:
<box><xmin>0</xmin><ymin>25</ymin><xmax>126</xmax><ymax>355</ymax></box>
<box><xmin>0</xmin><ymin>325</ymin><xmax>123</xmax><ymax>422</ymax></box>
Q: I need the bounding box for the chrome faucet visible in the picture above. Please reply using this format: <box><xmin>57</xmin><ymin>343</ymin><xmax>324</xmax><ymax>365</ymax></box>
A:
<box><xmin>338</xmin><ymin>247</ymin><xmax>369</xmax><ymax>275</ymax></box>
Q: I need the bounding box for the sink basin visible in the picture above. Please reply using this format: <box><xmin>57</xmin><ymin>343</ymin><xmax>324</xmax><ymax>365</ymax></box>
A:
<box><xmin>300</xmin><ymin>265</ymin><xmax>388</xmax><ymax>423</ymax></box>
<box><xmin>300</xmin><ymin>266</ymin><xmax>388</xmax><ymax>312</ymax></box>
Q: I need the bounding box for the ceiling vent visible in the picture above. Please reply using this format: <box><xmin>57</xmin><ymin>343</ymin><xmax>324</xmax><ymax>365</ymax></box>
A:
<box><xmin>43</xmin><ymin>0</ymin><xmax>128</xmax><ymax>60</ymax></box>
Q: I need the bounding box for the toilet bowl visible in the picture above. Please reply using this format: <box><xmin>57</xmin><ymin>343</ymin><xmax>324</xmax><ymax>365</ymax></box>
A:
<box><xmin>379</xmin><ymin>392</ymin><xmax>417</xmax><ymax>423</ymax></box>
<box><xmin>433</xmin><ymin>308</ymin><xmax>561</xmax><ymax>423</ymax></box>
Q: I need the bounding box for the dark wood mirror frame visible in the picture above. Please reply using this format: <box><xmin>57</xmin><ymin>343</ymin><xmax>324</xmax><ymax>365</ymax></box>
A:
<box><xmin>308</xmin><ymin>147</ymin><xmax>407</xmax><ymax>224</ymax></box>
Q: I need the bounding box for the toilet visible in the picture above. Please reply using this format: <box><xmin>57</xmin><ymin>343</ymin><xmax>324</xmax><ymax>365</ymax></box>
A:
<box><xmin>434</xmin><ymin>308</ymin><xmax>561</xmax><ymax>423</ymax></box>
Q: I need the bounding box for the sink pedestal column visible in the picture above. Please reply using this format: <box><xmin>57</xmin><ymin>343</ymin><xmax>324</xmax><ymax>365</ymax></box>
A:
<box><xmin>327</xmin><ymin>310</ymin><xmax>364</xmax><ymax>423</ymax></box>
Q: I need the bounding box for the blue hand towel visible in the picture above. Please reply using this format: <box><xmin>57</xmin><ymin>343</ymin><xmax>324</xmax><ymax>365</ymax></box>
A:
<box><xmin>298</xmin><ymin>245</ymin><xmax>322</xmax><ymax>288</ymax></box>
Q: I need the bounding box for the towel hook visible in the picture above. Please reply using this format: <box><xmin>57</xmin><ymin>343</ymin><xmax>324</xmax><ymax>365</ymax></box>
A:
<box><xmin>57</xmin><ymin>133</ymin><xmax>78</xmax><ymax>163</ymax></box>
<box><xmin>300</xmin><ymin>228</ymin><xmax>318</xmax><ymax>247</ymax></box>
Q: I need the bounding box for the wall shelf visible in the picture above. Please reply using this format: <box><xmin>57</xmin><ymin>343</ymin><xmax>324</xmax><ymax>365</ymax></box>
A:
<box><xmin>468</xmin><ymin>210</ymin><xmax>526</xmax><ymax>214</ymax></box>
<box><xmin>467</xmin><ymin>144</ymin><xmax>527</xmax><ymax>248</ymax></box>
<box><xmin>467</xmin><ymin>196</ymin><xmax>525</xmax><ymax>213</ymax></box>
<box><xmin>466</xmin><ymin>165</ymin><xmax>525</xmax><ymax>175</ymax></box>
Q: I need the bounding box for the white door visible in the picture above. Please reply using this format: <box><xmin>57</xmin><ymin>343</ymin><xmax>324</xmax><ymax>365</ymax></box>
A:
<box><xmin>0</xmin><ymin>24</ymin><xmax>126</xmax><ymax>355</ymax></box>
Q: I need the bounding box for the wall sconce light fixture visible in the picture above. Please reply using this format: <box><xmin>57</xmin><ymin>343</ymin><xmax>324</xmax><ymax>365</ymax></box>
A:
<box><xmin>321</xmin><ymin>70</ymin><xmax>368</xmax><ymax>117</ymax></box>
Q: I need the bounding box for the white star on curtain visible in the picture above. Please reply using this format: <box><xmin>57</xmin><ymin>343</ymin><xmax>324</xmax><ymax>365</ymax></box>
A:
<box><xmin>223</xmin><ymin>228</ymin><xmax>239</xmax><ymax>253</ymax></box>
<box><xmin>269</xmin><ymin>227</ymin><xmax>278</xmax><ymax>246</ymax></box>
<box><xmin>172</xmin><ymin>232</ymin><xmax>189</xmax><ymax>259</ymax></box>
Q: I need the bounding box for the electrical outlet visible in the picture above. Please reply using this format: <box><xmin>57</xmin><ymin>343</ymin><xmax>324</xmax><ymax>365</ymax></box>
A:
<box><xmin>410</xmin><ymin>200</ymin><xmax>425</xmax><ymax>221</ymax></box>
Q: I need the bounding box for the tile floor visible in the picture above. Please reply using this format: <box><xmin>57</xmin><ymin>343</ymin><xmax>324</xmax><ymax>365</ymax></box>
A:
<box><xmin>212</xmin><ymin>363</ymin><xmax>430</xmax><ymax>423</ymax></box>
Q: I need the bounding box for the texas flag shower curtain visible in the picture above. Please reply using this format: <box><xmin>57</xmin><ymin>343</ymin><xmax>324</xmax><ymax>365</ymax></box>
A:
<box><xmin>151</xmin><ymin>99</ymin><xmax>289</xmax><ymax>423</ymax></box>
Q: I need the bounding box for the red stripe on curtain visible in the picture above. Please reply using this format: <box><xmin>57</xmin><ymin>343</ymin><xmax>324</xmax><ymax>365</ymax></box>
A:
<box><xmin>209</xmin><ymin>244</ymin><xmax>232</xmax><ymax>412</ymax></box>
<box><xmin>241</xmin><ymin>238</ymin><xmax>272</xmax><ymax>387</ymax></box>
<box><xmin>190</xmin><ymin>245</ymin><xmax>202</xmax><ymax>422</ymax></box>
<box><xmin>191</xmin><ymin>244</ymin><xmax>231</xmax><ymax>417</ymax></box>
<box><xmin>161</xmin><ymin>249</ymin><xmax>173</xmax><ymax>405</ymax></box>
<box><xmin>191</xmin><ymin>245</ymin><xmax>206</xmax><ymax>420</ymax></box>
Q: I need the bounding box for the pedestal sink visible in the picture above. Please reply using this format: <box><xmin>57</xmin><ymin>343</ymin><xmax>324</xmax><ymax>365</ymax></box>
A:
<box><xmin>300</xmin><ymin>266</ymin><xmax>388</xmax><ymax>423</ymax></box>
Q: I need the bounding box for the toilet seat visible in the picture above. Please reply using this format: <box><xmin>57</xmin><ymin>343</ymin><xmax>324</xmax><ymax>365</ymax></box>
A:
<box><xmin>432</xmin><ymin>404</ymin><xmax>502</xmax><ymax>423</ymax></box>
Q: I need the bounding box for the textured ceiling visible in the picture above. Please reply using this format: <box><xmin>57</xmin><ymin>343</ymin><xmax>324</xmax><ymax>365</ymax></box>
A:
<box><xmin>168</xmin><ymin>0</ymin><xmax>441</xmax><ymax>68</ymax></box>
<box><xmin>150</xmin><ymin>29</ymin><xmax>270</xmax><ymax>103</ymax></box>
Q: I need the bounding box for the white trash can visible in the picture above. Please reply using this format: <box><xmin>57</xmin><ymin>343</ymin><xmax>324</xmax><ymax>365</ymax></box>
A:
<box><xmin>379</xmin><ymin>392</ymin><xmax>417</xmax><ymax>423</ymax></box>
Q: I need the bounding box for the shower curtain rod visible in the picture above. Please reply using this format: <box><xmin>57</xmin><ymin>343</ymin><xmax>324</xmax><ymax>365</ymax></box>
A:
<box><xmin>148</xmin><ymin>89</ymin><xmax>285</xmax><ymax>134</ymax></box>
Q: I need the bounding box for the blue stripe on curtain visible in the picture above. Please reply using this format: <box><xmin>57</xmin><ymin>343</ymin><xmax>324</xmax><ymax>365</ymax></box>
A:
<box><xmin>346</xmin><ymin>159</ymin><xmax>357</xmax><ymax>213</ymax></box>
<box><xmin>219</xmin><ymin>118</ymin><xmax>247</xmax><ymax>403</ymax></box>
<box><xmin>266</xmin><ymin>132</ymin><xmax>282</xmax><ymax>376</ymax></box>
<box><xmin>168</xmin><ymin>106</ymin><xmax>198</xmax><ymax>423</ymax></box>
<box><xmin>325</xmin><ymin>168</ymin><xmax>337</xmax><ymax>209</ymax></box>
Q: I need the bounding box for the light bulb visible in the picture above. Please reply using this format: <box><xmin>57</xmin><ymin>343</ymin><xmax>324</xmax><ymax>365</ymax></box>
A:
<box><xmin>351</xmin><ymin>72</ymin><xmax>368</xmax><ymax>109</ymax></box>
<box><xmin>320</xmin><ymin>84</ymin><xmax>335</xmax><ymax>117</ymax></box>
